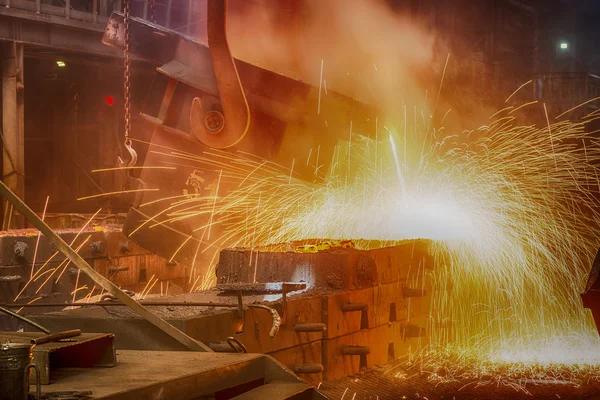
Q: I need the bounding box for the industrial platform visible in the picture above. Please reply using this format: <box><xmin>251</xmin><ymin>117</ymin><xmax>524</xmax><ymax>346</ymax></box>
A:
<box><xmin>36</xmin><ymin>350</ymin><xmax>325</xmax><ymax>400</ymax></box>
<box><xmin>20</xmin><ymin>240</ymin><xmax>434</xmax><ymax>386</ymax></box>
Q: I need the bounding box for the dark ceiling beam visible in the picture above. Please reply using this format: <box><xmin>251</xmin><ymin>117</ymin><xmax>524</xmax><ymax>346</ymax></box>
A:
<box><xmin>0</xmin><ymin>7</ymin><xmax>144</xmax><ymax>60</ymax></box>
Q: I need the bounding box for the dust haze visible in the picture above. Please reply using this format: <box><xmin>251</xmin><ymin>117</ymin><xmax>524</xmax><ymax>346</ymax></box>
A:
<box><xmin>197</xmin><ymin>0</ymin><xmax>439</xmax><ymax>119</ymax></box>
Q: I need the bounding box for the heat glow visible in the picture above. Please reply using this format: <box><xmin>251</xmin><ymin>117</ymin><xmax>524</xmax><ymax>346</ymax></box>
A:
<box><xmin>141</xmin><ymin>100</ymin><xmax>600</xmax><ymax>387</ymax></box>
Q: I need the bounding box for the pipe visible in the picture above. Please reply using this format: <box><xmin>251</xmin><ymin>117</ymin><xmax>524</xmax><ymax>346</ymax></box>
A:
<box><xmin>31</xmin><ymin>329</ymin><xmax>81</xmax><ymax>345</ymax></box>
<box><xmin>294</xmin><ymin>363</ymin><xmax>324</xmax><ymax>374</ymax></box>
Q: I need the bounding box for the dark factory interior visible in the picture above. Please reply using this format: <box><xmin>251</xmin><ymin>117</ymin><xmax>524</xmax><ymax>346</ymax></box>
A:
<box><xmin>2</xmin><ymin>0</ymin><xmax>600</xmax><ymax>399</ymax></box>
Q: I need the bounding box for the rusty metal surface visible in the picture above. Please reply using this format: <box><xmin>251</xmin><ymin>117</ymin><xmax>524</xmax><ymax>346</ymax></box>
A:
<box><xmin>0</xmin><ymin>332</ymin><xmax>116</xmax><ymax>385</ymax></box>
<box><xmin>0</xmin><ymin>227</ymin><xmax>147</xmax><ymax>265</ymax></box>
<box><xmin>341</xmin><ymin>303</ymin><xmax>369</xmax><ymax>312</ymax></box>
<box><xmin>216</xmin><ymin>241</ymin><xmax>432</xmax><ymax>289</ymax></box>
<box><xmin>37</xmin><ymin>350</ymin><xmax>313</xmax><ymax>400</ymax></box>
<box><xmin>27</xmin><ymin>296</ymin><xmax>419</xmax><ymax>384</ymax></box>
<box><xmin>42</xmin><ymin>214</ymin><xmax>127</xmax><ymax>230</ymax></box>
<box><xmin>217</xmin><ymin>248</ymin><xmax>377</xmax><ymax>289</ymax></box>
<box><xmin>217</xmin><ymin>282</ymin><xmax>307</xmax><ymax>295</ymax></box>
<box><xmin>21</xmin><ymin>240</ymin><xmax>434</xmax><ymax>384</ymax></box>
<box><xmin>28</xmin><ymin>290</ymin><xmax>321</xmax><ymax>351</ymax></box>
<box><xmin>0</xmin><ymin>226</ymin><xmax>188</xmax><ymax>306</ymax></box>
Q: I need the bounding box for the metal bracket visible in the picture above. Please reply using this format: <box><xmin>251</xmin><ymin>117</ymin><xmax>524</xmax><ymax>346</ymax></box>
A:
<box><xmin>226</xmin><ymin>337</ymin><xmax>247</xmax><ymax>353</ymax></box>
<box><xmin>236</xmin><ymin>290</ymin><xmax>245</xmax><ymax>318</ymax></box>
<box><xmin>235</xmin><ymin>290</ymin><xmax>245</xmax><ymax>334</ymax></box>
<box><xmin>281</xmin><ymin>283</ymin><xmax>291</xmax><ymax>325</ymax></box>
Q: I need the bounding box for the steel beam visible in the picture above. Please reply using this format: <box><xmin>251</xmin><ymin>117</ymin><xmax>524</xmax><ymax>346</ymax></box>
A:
<box><xmin>0</xmin><ymin>10</ymin><xmax>124</xmax><ymax>58</ymax></box>
<box><xmin>1</xmin><ymin>40</ymin><xmax>24</xmax><ymax>228</ymax></box>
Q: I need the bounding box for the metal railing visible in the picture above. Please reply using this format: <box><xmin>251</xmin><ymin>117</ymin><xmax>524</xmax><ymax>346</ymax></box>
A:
<box><xmin>0</xmin><ymin>0</ymin><xmax>199</xmax><ymax>33</ymax></box>
<box><xmin>533</xmin><ymin>72</ymin><xmax>600</xmax><ymax>102</ymax></box>
<box><xmin>1</xmin><ymin>0</ymin><xmax>114</xmax><ymax>24</ymax></box>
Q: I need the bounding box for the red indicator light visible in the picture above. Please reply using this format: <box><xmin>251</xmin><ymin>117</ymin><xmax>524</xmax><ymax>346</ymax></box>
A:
<box><xmin>105</xmin><ymin>96</ymin><xmax>115</xmax><ymax>106</ymax></box>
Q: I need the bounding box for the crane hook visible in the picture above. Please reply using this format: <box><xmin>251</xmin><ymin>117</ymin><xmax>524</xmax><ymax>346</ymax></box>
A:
<box><xmin>118</xmin><ymin>138</ymin><xmax>138</xmax><ymax>168</ymax></box>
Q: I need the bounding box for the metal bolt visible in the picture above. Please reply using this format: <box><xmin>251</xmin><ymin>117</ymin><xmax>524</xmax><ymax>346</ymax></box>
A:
<box><xmin>89</xmin><ymin>241</ymin><xmax>105</xmax><ymax>255</ymax></box>
<box><xmin>13</xmin><ymin>242</ymin><xmax>28</xmax><ymax>259</ymax></box>
<box><xmin>203</xmin><ymin>110</ymin><xmax>224</xmax><ymax>133</ymax></box>
<box><xmin>0</xmin><ymin>275</ymin><xmax>21</xmax><ymax>282</ymax></box>
<box><xmin>119</xmin><ymin>241</ymin><xmax>131</xmax><ymax>253</ymax></box>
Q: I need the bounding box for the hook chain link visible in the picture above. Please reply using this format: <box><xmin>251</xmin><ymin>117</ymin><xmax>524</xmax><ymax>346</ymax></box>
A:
<box><xmin>123</xmin><ymin>0</ymin><xmax>132</xmax><ymax>148</ymax></box>
<box><xmin>149</xmin><ymin>0</ymin><xmax>156</xmax><ymax>23</ymax></box>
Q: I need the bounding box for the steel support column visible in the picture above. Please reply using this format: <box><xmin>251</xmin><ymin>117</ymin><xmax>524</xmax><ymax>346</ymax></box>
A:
<box><xmin>1</xmin><ymin>40</ymin><xmax>24</xmax><ymax>228</ymax></box>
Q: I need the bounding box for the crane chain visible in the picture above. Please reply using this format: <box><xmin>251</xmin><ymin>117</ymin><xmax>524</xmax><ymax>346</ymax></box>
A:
<box><xmin>123</xmin><ymin>0</ymin><xmax>132</xmax><ymax>149</ymax></box>
<box><xmin>150</xmin><ymin>0</ymin><xmax>156</xmax><ymax>23</ymax></box>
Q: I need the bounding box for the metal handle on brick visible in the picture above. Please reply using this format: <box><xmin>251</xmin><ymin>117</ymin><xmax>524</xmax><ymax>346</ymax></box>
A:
<box><xmin>226</xmin><ymin>337</ymin><xmax>247</xmax><ymax>353</ymax></box>
<box><xmin>24</xmin><ymin>363</ymin><xmax>41</xmax><ymax>400</ymax></box>
<box><xmin>248</xmin><ymin>304</ymin><xmax>281</xmax><ymax>338</ymax></box>
<box><xmin>294</xmin><ymin>323</ymin><xmax>326</xmax><ymax>332</ymax></box>
<box><xmin>294</xmin><ymin>363</ymin><xmax>324</xmax><ymax>374</ymax></box>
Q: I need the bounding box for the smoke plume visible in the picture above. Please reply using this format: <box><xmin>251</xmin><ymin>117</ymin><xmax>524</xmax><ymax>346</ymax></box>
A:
<box><xmin>222</xmin><ymin>0</ymin><xmax>437</xmax><ymax>117</ymax></box>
